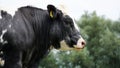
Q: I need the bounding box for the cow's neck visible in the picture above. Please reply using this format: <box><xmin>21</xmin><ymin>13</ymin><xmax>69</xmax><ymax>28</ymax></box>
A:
<box><xmin>32</xmin><ymin>17</ymin><xmax>52</xmax><ymax>52</ymax></box>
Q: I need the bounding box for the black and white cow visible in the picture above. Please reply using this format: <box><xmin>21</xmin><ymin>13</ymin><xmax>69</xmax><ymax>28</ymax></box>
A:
<box><xmin>0</xmin><ymin>5</ymin><xmax>86</xmax><ymax>68</ymax></box>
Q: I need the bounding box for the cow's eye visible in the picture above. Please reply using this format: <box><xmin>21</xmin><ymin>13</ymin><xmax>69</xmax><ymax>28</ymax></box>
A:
<box><xmin>63</xmin><ymin>17</ymin><xmax>73</xmax><ymax>26</ymax></box>
<box><xmin>63</xmin><ymin>22</ymin><xmax>71</xmax><ymax>28</ymax></box>
<box><xmin>65</xmin><ymin>21</ymin><xmax>70</xmax><ymax>25</ymax></box>
<box><xmin>63</xmin><ymin>19</ymin><xmax>71</xmax><ymax>26</ymax></box>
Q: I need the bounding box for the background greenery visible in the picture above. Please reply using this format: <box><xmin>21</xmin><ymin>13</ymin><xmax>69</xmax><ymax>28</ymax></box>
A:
<box><xmin>39</xmin><ymin>11</ymin><xmax>120</xmax><ymax>68</ymax></box>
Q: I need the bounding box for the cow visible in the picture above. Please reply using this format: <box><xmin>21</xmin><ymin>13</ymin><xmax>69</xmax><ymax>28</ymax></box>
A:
<box><xmin>0</xmin><ymin>4</ymin><xmax>86</xmax><ymax>68</ymax></box>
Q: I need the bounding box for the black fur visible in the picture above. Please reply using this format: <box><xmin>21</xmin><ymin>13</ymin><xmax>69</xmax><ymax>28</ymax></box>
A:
<box><xmin>0</xmin><ymin>5</ymin><xmax>81</xmax><ymax>68</ymax></box>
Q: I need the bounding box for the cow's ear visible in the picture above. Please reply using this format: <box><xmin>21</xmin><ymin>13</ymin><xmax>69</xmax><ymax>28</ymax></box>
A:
<box><xmin>47</xmin><ymin>5</ymin><xmax>57</xmax><ymax>19</ymax></box>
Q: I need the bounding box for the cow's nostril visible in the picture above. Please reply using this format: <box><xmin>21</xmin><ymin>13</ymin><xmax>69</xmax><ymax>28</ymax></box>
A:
<box><xmin>81</xmin><ymin>42</ymin><xmax>85</xmax><ymax>46</ymax></box>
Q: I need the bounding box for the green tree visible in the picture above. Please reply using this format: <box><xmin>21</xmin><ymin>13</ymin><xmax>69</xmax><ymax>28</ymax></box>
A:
<box><xmin>78</xmin><ymin>11</ymin><xmax>120</xmax><ymax>68</ymax></box>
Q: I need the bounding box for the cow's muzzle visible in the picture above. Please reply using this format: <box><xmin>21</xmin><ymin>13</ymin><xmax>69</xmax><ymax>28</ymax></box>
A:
<box><xmin>74</xmin><ymin>37</ymin><xmax>86</xmax><ymax>49</ymax></box>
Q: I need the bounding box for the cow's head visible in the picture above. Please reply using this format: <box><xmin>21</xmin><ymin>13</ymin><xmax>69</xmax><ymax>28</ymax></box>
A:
<box><xmin>48</xmin><ymin>5</ymin><xmax>86</xmax><ymax>50</ymax></box>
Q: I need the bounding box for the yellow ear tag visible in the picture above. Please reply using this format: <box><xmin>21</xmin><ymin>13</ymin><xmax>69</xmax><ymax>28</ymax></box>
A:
<box><xmin>50</xmin><ymin>11</ymin><xmax>54</xmax><ymax>18</ymax></box>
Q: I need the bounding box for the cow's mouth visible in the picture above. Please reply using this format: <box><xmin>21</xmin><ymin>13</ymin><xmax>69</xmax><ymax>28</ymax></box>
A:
<box><xmin>74</xmin><ymin>46</ymin><xmax>84</xmax><ymax>49</ymax></box>
<box><xmin>73</xmin><ymin>45</ymin><xmax>84</xmax><ymax>50</ymax></box>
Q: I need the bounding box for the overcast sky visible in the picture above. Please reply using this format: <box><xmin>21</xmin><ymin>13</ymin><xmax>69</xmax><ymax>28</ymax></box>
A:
<box><xmin>0</xmin><ymin>0</ymin><xmax>120</xmax><ymax>20</ymax></box>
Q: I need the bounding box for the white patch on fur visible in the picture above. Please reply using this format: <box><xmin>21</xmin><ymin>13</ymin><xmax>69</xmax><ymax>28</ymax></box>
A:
<box><xmin>8</xmin><ymin>24</ymin><xmax>12</xmax><ymax>28</ymax></box>
<box><xmin>73</xmin><ymin>19</ymin><xmax>80</xmax><ymax>31</ymax></box>
<box><xmin>59</xmin><ymin>40</ymin><xmax>73</xmax><ymax>51</ymax></box>
<box><xmin>0</xmin><ymin>51</ymin><xmax>4</xmax><ymax>66</ymax></box>
<box><xmin>0</xmin><ymin>29</ymin><xmax>8</xmax><ymax>44</ymax></box>
<box><xmin>0</xmin><ymin>58</ymin><xmax>4</xmax><ymax>67</ymax></box>
<box><xmin>0</xmin><ymin>16</ymin><xmax>1</xmax><ymax>19</ymax></box>
<box><xmin>0</xmin><ymin>51</ymin><xmax>3</xmax><ymax>54</ymax></box>
<box><xmin>0</xmin><ymin>11</ymin><xmax>1</xmax><ymax>19</ymax></box>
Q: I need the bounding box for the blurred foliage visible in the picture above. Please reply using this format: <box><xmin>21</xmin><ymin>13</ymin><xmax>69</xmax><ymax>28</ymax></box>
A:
<box><xmin>39</xmin><ymin>11</ymin><xmax>120</xmax><ymax>68</ymax></box>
